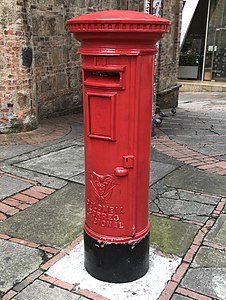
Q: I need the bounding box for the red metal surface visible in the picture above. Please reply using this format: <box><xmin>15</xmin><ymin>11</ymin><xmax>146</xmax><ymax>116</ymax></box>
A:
<box><xmin>67</xmin><ymin>10</ymin><xmax>170</xmax><ymax>244</ymax></box>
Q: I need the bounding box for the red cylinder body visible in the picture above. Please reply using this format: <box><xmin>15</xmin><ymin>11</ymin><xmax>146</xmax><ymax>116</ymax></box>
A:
<box><xmin>67</xmin><ymin>10</ymin><xmax>170</xmax><ymax>282</ymax></box>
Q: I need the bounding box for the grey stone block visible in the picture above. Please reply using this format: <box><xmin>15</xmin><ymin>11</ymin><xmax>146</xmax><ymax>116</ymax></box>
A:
<box><xmin>16</xmin><ymin>146</ymin><xmax>84</xmax><ymax>180</ymax></box>
<box><xmin>0</xmin><ymin>183</ymin><xmax>85</xmax><ymax>248</ymax></box>
<box><xmin>163</xmin><ymin>165</ymin><xmax>226</xmax><ymax>196</ymax></box>
<box><xmin>0</xmin><ymin>174</ymin><xmax>31</xmax><ymax>200</ymax></box>
<box><xmin>13</xmin><ymin>280</ymin><xmax>81</xmax><ymax>300</ymax></box>
<box><xmin>0</xmin><ymin>240</ymin><xmax>43</xmax><ymax>293</ymax></box>
<box><xmin>205</xmin><ymin>215</ymin><xmax>226</xmax><ymax>247</ymax></box>
<box><xmin>181</xmin><ymin>268</ymin><xmax>226</xmax><ymax>300</ymax></box>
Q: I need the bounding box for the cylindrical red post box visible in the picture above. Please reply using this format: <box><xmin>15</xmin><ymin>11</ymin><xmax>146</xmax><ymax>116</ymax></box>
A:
<box><xmin>67</xmin><ymin>10</ymin><xmax>170</xmax><ymax>283</ymax></box>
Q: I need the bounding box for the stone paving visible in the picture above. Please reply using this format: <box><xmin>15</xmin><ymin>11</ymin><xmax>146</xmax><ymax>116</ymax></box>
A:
<box><xmin>1</xmin><ymin>92</ymin><xmax>226</xmax><ymax>299</ymax></box>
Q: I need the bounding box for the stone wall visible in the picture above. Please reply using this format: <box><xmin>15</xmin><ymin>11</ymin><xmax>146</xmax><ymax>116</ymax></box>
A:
<box><xmin>156</xmin><ymin>0</ymin><xmax>183</xmax><ymax>109</ymax></box>
<box><xmin>0</xmin><ymin>0</ymin><xmax>182</xmax><ymax>133</ymax></box>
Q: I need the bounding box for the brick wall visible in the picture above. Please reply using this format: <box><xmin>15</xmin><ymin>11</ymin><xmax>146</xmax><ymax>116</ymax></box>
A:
<box><xmin>0</xmin><ymin>0</ymin><xmax>181</xmax><ymax>133</ymax></box>
<box><xmin>0</xmin><ymin>0</ymin><xmax>37</xmax><ymax>133</ymax></box>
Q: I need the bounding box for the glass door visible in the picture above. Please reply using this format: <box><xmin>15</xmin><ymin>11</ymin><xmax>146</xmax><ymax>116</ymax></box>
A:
<box><xmin>211</xmin><ymin>28</ymin><xmax>226</xmax><ymax>81</ymax></box>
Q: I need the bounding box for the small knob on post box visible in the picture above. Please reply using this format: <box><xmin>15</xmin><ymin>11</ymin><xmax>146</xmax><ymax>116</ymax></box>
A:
<box><xmin>114</xmin><ymin>167</ymin><xmax>129</xmax><ymax>177</ymax></box>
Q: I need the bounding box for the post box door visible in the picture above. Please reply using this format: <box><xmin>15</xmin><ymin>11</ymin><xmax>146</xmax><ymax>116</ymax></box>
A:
<box><xmin>83</xmin><ymin>63</ymin><xmax>136</xmax><ymax>239</ymax></box>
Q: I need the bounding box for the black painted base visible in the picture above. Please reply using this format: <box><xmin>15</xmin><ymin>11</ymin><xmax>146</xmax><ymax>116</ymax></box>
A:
<box><xmin>84</xmin><ymin>231</ymin><xmax>150</xmax><ymax>283</ymax></box>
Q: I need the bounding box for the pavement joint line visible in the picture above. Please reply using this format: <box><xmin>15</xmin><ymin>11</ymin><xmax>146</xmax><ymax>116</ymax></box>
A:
<box><xmin>175</xmin><ymin>287</ymin><xmax>213</xmax><ymax>300</ymax></box>
<box><xmin>151</xmin><ymin>212</ymin><xmax>204</xmax><ymax>227</ymax></box>
<box><xmin>6</xmin><ymin>163</ymin><xmax>75</xmax><ymax>186</ymax></box>
<box><xmin>9</xmin><ymin>237</ymin><xmax>40</xmax><ymax>248</ymax></box>
<box><xmin>211</xmin><ymin>197</ymin><xmax>226</xmax><ymax>216</ymax></box>
<box><xmin>158</xmin><ymin>280</ymin><xmax>178</xmax><ymax>300</ymax></box>
<box><xmin>0</xmin><ymin>139</ymin><xmax>83</xmax><ymax>167</ymax></box>
<box><xmin>75</xmin><ymin>289</ymin><xmax>111</xmax><ymax>300</ymax></box>
<box><xmin>0</xmin><ymin>234</ymin><xmax>60</xmax><ymax>254</ymax></box>
<box><xmin>39</xmin><ymin>274</ymin><xmax>74</xmax><ymax>292</ymax></box>
<box><xmin>0</xmin><ymin>233</ymin><xmax>10</xmax><ymax>240</ymax></box>
<box><xmin>41</xmin><ymin>235</ymin><xmax>83</xmax><ymax>271</ymax></box>
<box><xmin>13</xmin><ymin>269</ymin><xmax>44</xmax><ymax>293</ymax></box>
<box><xmin>3</xmin><ymin>172</ymin><xmax>38</xmax><ymax>185</ymax></box>
<box><xmin>0</xmin><ymin>165</ymin><xmax>68</xmax><ymax>190</ymax></box>
<box><xmin>1</xmin><ymin>289</ymin><xmax>18</xmax><ymax>300</ymax></box>
<box><xmin>202</xmin><ymin>241</ymin><xmax>226</xmax><ymax>252</ymax></box>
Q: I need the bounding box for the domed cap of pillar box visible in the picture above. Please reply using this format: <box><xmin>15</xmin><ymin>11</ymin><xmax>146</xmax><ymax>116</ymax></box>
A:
<box><xmin>66</xmin><ymin>10</ymin><xmax>170</xmax><ymax>55</ymax></box>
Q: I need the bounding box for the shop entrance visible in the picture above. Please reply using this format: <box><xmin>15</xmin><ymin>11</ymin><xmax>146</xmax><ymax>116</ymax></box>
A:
<box><xmin>211</xmin><ymin>28</ymin><xmax>226</xmax><ymax>82</ymax></box>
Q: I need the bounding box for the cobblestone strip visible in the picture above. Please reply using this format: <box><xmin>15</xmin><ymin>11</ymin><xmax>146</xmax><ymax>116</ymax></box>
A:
<box><xmin>158</xmin><ymin>196</ymin><xmax>226</xmax><ymax>300</ymax></box>
<box><xmin>0</xmin><ymin>186</ymin><xmax>56</xmax><ymax>221</ymax></box>
<box><xmin>152</xmin><ymin>131</ymin><xmax>226</xmax><ymax>175</ymax></box>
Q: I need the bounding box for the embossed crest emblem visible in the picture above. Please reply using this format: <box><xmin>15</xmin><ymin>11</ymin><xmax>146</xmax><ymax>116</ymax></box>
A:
<box><xmin>90</xmin><ymin>171</ymin><xmax>117</xmax><ymax>202</ymax></box>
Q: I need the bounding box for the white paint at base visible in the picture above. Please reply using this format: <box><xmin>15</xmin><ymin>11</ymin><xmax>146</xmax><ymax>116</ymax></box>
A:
<box><xmin>213</xmin><ymin>275</ymin><xmax>226</xmax><ymax>300</ymax></box>
<box><xmin>47</xmin><ymin>242</ymin><xmax>181</xmax><ymax>300</ymax></box>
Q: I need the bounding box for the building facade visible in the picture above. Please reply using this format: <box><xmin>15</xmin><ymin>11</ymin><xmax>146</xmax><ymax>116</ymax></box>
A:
<box><xmin>179</xmin><ymin>0</ymin><xmax>226</xmax><ymax>82</ymax></box>
<box><xmin>0</xmin><ymin>0</ymin><xmax>182</xmax><ymax>133</ymax></box>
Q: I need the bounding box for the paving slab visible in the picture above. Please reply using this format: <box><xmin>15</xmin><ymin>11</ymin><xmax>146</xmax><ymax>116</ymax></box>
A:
<box><xmin>192</xmin><ymin>246</ymin><xmax>226</xmax><ymax>268</ymax></box>
<box><xmin>13</xmin><ymin>280</ymin><xmax>84</xmax><ymax>300</ymax></box>
<box><xmin>0</xmin><ymin>174</ymin><xmax>31</xmax><ymax>200</ymax></box>
<box><xmin>223</xmin><ymin>205</ymin><xmax>226</xmax><ymax>213</ymax></box>
<box><xmin>15</xmin><ymin>145</ymin><xmax>84</xmax><ymax>180</ymax></box>
<box><xmin>47</xmin><ymin>241</ymin><xmax>181</xmax><ymax>300</ymax></box>
<box><xmin>163</xmin><ymin>165</ymin><xmax>226</xmax><ymax>196</ymax></box>
<box><xmin>0</xmin><ymin>144</ymin><xmax>37</xmax><ymax>161</ymax></box>
<box><xmin>151</xmin><ymin>147</ymin><xmax>183</xmax><ymax>166</ymax></box>
<box><xmin>155</xmin><ymin>189</ymin><xmax>216</xmax><ymax>223</ymax></box>
<box><xmin>156</xmin><ymin>198</ymin><xmax>213</xmax><ymax>223</ymax></box>
<box><xmin>149</xmin><ymin>188</ymin><xmax>218</xmax><ymax>222</ymax></box>
<box><xmin>149</xmin><ymin>161</ymin><xmax>178</xmax><ymax>186</ymax></box>
<box><xmin>149</xmin><ymin>215</ymin><xmax>199</xmax><ymax>257</ymax></box>
<box><xmin>70</xmin><ymin>172</ymin><xmax>85</xmax><ymax>185</ymax></box>
<box><xmin>217</xmin><ymin>154</ymin><xmax>226</xmax><ymax>162</ymax></box>
<box><xmin>0</xmin><ymin>239</ymin><xmax>43</xmax><ymax>293</ymax></box>
<box><xmin>1</xmin><ymin>165</ymin><xmax>68</xmax><ymax>189</ymax></box>
<box><xmin>205</xmin><ymin>215</ymin><xmax>226</xmax><ymax>247</ymax></box>
<box><xmin>181</xmin><ymin>268</ymin><xmax>226</xmax><ymax>300</ymax></box>
<box><xmin>0</xmin><ymin>183</ymin><xmax>85</xmax><ymax>248</ymax></box>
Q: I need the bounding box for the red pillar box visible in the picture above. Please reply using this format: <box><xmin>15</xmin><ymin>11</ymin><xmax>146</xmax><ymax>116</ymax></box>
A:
<box><xmin>67</xmin><ymin>10</ymin><xmax>170</xmax><ymax>283</ymax></box>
